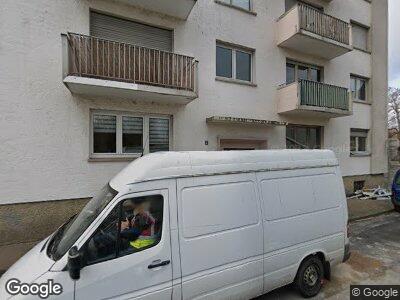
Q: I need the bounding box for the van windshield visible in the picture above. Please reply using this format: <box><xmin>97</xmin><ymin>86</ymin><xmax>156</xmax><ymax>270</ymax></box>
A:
<box><xmin>47</xmin><ymin>184</ymin><xmax>118</xmax><ymax>260</ymax></box>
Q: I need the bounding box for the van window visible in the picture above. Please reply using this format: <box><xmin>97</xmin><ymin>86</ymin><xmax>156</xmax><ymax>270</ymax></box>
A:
<box><xmin>181</xmin><ymin>182</ymin><xmax>258</xmax><ymax>238</ymax></box>
<box><xmin>261</xmin><ymin>174</ymin><xmax>339</xmax><ymax>221</ymax></box>
<box><xmin>47</xmin><ymin>184</ymin><xmax>118</xmax><ymax>261</ymax></box>
<box><xmin>85</xmin><ymin>195</ymin><xmax>163</xmax><ymax>265</ymax></box>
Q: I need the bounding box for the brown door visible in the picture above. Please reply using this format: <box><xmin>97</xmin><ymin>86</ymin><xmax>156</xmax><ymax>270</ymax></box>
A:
<box><xmin>219</xmin><ymin>139</ymin><xmax>267</xmax><ymax>151</ymax></box>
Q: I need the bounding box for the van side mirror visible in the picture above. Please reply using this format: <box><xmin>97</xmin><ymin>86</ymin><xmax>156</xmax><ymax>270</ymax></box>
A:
<box><xmin>68</xmin><ymin>246</ymin><xmax>83</xmax><ymax>280</ymax></box>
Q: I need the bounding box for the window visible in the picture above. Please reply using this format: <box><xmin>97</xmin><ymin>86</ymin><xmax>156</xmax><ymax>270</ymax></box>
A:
<box><xmin>352</xmin><ymin>23</ymin><xmax>369</xmax><ymax>51</ymax></box>
<box><xmin>286</xmin><ymin>60</ymin><xmax>322</xmax><ymax>84</ymax></box>
<box><xmin>122</xmin><ymin>116</ymin><xmax>143</xmax><ymax>153</ymax></box>
<box><xmin>91</xmin><ymin>111</ymin><xmax>170</xmax><ymax>158</ymax></box>
<box><xmin>219</xmin><ymin>0</ymin><xmax>251</xmax><ymax>11</ymax></box>
<box><xmin>351</xmin><ymin>76</ymin><xmax>368</xmax><ymax>101</ymax></box>
<box><xmin>216</xmin><ymin>46</ymin><xmax>232</xmax><ymax>78</ymax></box>
<box><xmin>85</xmin><ymin>194</ymin><xmax>164</xmax><ymax>265</ymax></box>
<box><xmin>149</xmin><ymin>118</ymin><xmax>170</xmax><ymax>153</ymax></box>
<box><xmin>48</xmin><ymin>184</ymin><xmax>118</xmax><ymax>261</ymax></box>
<box><xmin>93</xmin><ymin>115</ymin><xmax>117</xmax><ymax>153</ymax></box>
<box><xmin>216</xmin><ymin>43</ymin><xmax>253</xmax><ymax>82</ymax></box>
<box><xmin>350</xmin><ymin>129</ymin><xmax>369</xmax><ymax>154</ymax></box>
<box><xmin>286</xmin><ymin>125</ymin><xmax>322</xmax><ymax>149</ymax></box>
<box><xmin>285</xmin><ymin>0</ymin><xmax>297</xmax><ymax>11</ymax></box>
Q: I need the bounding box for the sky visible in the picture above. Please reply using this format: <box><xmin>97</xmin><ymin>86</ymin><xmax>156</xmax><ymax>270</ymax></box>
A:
<box><xmin>389</xmin><ymin>0</ymin><xmax>400</xmax><ymax>88</ymax></box>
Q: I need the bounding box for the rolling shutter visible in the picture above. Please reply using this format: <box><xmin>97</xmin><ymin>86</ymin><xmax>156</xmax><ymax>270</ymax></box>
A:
<box><xmin>149</xmin><ymin>118</ymin><xmax>170</xmax><ymax>153</ymax></box>
<box><xmin>90</xmin><ymin>12</ymin><xmax>173</xmax><ymax>52</ymax></box>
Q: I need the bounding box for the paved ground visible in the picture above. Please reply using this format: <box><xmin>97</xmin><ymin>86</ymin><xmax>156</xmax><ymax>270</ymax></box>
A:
<box><xmin>260</xmin><ymin>212</ymin><xmax>400</xmax><ymax>299</ymax></box>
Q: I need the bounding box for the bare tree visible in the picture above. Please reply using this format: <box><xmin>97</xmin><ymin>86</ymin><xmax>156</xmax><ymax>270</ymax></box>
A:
<box><xmin>388</xmin><ymin>87</ymin><xmax>400</xmax><ymax>136</ymax></box>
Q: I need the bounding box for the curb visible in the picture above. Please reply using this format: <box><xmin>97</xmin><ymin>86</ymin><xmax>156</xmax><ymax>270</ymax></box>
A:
<box><xmin>349</xmin><ymin>209</ymin><xmax>395</xmax><ymax>222</ymax></box>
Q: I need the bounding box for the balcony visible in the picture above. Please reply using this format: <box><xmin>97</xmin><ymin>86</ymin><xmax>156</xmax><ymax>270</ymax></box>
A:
<box><xmin>62</xmin><ymin>33</ymin><xmax>198</xmax><ymax>104</ymax></box>
<box><xmin>278</xmin><ymin>80</ymin><xmax>352</xmax><ymax>118</ymax></box>
<box><xmin>277</xmin><ymin>4</ymin><xmax>352</xmax><ymax>59</ymax></box>
<box><xmin>113</xmin><ymin>0</ymin><xmax>196</xmax><ymax>20</ymax></box>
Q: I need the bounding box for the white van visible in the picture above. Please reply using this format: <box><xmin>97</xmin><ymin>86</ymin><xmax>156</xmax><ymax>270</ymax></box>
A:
<box><xmin>0</xmin><ymin>150</ymin><xmax>350</xmax><ymax>300</ymax></box>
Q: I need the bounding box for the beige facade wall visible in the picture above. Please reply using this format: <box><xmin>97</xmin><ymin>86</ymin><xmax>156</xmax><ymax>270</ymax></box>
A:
<box><xmin>0</xmin><ymin>0</ymin><xmax>389</xmax><ymax>271</ymax></box>
<box><xmin>0</xmin><ymin>0</ymin><xmax>388</xmax><ymax>206</ymax></box>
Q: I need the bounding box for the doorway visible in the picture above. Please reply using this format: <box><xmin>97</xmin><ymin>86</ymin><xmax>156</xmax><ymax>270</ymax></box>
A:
<box><xmin>219</xmin><ymin>139</ymin><xmax>267</xmax><ymax>151</ymax></box>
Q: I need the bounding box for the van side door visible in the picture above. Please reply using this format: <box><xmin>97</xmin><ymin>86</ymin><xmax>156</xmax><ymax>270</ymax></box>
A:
<box><xmin>74</xmin><ymin>180</ymin><xmax>174</xmax><ymax>300</ymax></box>
<box><xmin>176</xmin><ymin>173</ymin><xmax>264</xmax><ymax>300</ymax></box>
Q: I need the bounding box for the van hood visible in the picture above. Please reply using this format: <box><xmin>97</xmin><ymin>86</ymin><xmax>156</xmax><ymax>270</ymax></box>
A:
<box><xmin>0</xmin><ymin>238</ymin><xmax>54</xmax><ymax>297</ymax></box>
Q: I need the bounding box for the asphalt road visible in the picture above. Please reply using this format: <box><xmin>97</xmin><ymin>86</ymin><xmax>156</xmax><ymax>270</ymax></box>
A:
<box><xmin>259</xmin><ymin>212</ymin><xmax>400</xmax><ymax>299</ymax></box>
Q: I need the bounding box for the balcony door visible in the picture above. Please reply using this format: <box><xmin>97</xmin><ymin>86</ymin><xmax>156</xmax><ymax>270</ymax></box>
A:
<box><xmin>286</xmin><ymin>60</ymin><xmax>323</xmax><ymax>84</ymax></box>
<box><xmin>286</xmin><ymin>125</ymin><xmax>322</xmax><ymax>149</ymax></box>
<box><xmin>90</xmin><ymin>12</ymin><xmax>173</xmax><ymax>52</ymax></box>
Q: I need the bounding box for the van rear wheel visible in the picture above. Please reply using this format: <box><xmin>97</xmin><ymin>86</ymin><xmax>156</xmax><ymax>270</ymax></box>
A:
<box><xmin>295</xmin><ymin>256</ymin><xmax>324</xmax><ymax>298</ymax></box>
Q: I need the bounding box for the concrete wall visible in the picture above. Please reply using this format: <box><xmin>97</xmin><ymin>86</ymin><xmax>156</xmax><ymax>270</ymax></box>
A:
<box><xmin>0</xmin><ymin>0</ymin><xmax>388</xmax><ymax>207</ymax></box>
<box><xmin>0</xmin><ymin>198</ymin><xmax>89</xmax><ymax>272</ymax></box>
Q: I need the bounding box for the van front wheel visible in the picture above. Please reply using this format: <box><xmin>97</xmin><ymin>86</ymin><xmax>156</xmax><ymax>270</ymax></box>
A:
<box><xmin>295</xmin><ymin>256</ymin><xmax>324</xmax><ymax>298</ymax></box>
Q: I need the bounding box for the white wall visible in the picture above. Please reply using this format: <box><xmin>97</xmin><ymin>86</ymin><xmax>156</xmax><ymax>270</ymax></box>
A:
<box><xmin>0</xmin><ymin>0</ymin><xmax>387</xmax><ymax>204</ymax></box>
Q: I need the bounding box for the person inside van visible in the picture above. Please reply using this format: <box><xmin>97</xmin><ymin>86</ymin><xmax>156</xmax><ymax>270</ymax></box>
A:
<box><xmin>119</xmin><ymin>197</ymin><xmax>157</xmax><ymax>252</ymax></box>
<box><xmin>87</xmin><ymin>196</ymin><xmax>161</xmax><ymax>263</ymax></box>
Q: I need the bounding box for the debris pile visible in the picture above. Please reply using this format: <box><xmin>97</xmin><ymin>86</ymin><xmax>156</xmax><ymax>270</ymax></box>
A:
<box><xmin>349</xmin><ymin>187</ymin><xmax>392</xmax><ymax>201</ymax></box>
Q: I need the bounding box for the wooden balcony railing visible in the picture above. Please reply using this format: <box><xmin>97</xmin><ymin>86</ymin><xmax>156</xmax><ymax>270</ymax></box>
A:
<box><xmin>299</xmin><ymin>4</ymin><xmax>350</xmax><ymax>45</ymax></box>
<box><xmin>67</xmin><ymin>33</ymin><xmax>198</xmax><ymax>92</ymax></box>
<box><xmin>299</xmin><ymin>80</ymin><xmax>349</xmax><ymax>111</ymax></box>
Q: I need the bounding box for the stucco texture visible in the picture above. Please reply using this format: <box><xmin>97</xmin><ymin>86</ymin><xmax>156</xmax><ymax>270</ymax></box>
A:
<box><xmin>0</xmin><ymin>0</ymin><xmax>388</xmax><ymax>205</ymax></box>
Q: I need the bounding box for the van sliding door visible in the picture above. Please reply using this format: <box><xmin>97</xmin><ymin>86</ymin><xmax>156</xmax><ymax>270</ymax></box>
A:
<box><xmin>176</xmin><ymin>173</ymin><xmax>264</xmax><ymax>300</ymax></box>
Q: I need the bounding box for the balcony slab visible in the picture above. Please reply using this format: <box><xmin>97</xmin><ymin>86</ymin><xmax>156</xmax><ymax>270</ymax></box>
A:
<box><xmin>279</xmin><ymin>30</ymin><xmax>353</xmax><ymax>60</ymax></box>
<box><xmin>277</xmin><ymin>81</ymin><xmax>352</xmax><ymax>119</ymax></box>
<box><xmin>277</xmin><ymin>4</ymin><xmax>353</xmax><ymax>60</ymax></box>
<box><xmin>64</xmin><ymin>76</ymin><xmax>197</xmax><ymax>105</ymax></box>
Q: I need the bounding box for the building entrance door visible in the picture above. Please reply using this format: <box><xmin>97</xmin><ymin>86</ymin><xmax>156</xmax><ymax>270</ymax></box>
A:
<box><xmin>219</xmin><ymin>139</ymin><xmax>267</xmax><ymax>151</ymax></box>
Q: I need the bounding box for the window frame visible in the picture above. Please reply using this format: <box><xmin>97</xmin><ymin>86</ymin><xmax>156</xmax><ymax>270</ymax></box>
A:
<box><xmin>90</xmin><ymin>110</ymin><xmax>172</xmax><ymax>160</ymax></box>
<box><xmin>83</xmin><ymin>191</ymin><xmax>166</xmax><ymax>267</ymax></box>
<box><xmin>350</xmin><ymin>129</ymin><xmax>369</xmax><ymax>156</ymax></box>
<box><xmin>350</xmin><ymin>75</ymin><xmax>369</xmax><ymax>102</ymax></box>
<box><xmin>215</xmin><ymin>0</ymin><xmax>255</xmax><ymax>14</ymax></box>
<box><xmin>286</xmin><ymin>60</ymin><xmax>324</xmax><ymax>84</ymax></box>
<box><xmin>216</xmin><ymin>42</ymin><xmax>255</xmax><ymax>84</ymax></box>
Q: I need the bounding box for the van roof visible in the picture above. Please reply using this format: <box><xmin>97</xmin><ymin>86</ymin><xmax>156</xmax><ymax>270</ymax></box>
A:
<box><xmin>109</xmin><ymin>150</ymin><xmax>338</xmax><ymax>191</ymax></box>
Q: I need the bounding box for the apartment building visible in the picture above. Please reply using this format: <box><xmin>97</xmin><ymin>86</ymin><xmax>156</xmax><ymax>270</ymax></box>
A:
<box><xmin>0</xmin><ymin>0</ymin><xmax>388</xmax><ymax>267</ymax></box>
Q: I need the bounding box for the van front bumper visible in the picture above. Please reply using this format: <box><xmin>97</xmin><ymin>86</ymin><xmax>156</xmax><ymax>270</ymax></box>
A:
<box><xmin>343</xmin><ymin>243</ymin><xmax>351</xmax><ymax>262</ymax></box>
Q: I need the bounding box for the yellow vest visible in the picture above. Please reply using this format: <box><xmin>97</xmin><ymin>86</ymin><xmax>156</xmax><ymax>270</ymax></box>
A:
<box><xmin>130</xmin><ymin>238</ymin><xmax>156</xmax><ymax>249</ymax></box>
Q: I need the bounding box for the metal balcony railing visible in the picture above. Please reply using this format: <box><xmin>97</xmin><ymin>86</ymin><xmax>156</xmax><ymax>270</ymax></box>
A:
<box><xmin>67</xmin><ymin>33</ymin><xmax>198</xmax><ymax>92</ymax></box>
<box><xmin>299</xmin><ymin>4</ymin><xmax>350</xmax><ymax>45</ymax></box>
<box><xmin>299</xmin><ymin>79</ymin><xmax>349</xmax><ymax>111</ymax></box>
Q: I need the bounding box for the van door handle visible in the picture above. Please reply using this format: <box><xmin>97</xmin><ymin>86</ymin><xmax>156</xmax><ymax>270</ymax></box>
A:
<box><xmin>148</xmin><ymin>260</ymin><xmax>170</xmax><ymax>269</ymax></box>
